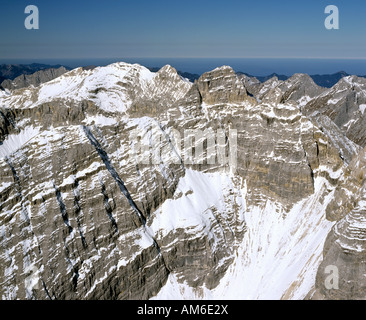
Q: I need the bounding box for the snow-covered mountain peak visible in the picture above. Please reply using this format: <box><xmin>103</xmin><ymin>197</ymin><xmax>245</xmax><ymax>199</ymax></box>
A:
<box><xmin>332</xmin><ymin>74</ymin><xmax>366</xmax><ymax>90</ymax></box>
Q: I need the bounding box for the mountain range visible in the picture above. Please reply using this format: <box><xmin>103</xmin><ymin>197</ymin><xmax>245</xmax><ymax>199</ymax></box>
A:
<box><xmin>0</xmin><ymin>62</ymin><xmax>365</xmax><ymax>300</ymax></box>
<box><xmin>1</xmin><ymin>63</ymin><xmax>364</xmax><ymax>90</ymax></box>
<box><xmin>237</xmin><ymin>71</ymin><xmax>366</xmax><ymax>88</ymax></box>
<box><xmin>0</xmin><ymin>63</ymin><xmax>68</xmax><ymax>80</ymax></box>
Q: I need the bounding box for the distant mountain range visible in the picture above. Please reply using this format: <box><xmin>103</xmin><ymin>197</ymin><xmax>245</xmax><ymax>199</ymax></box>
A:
<box><xmin>0</xmin><ymin>63</ymin><xmax>71</xmax><ymax>90</ymax></box>
<box><xmin>0</xmin><ymin>63</ymin><xmax>69</xmax><ymax>80</ymax></box>
<box><xmin>237</xmin><ymin>71</ymin><xmax>366</xmax><ymax>88</ymax></box>
<box><xmin>0</xmin><ymin>63</ymin><xmax>365</xmax><ymax>90</ymax></box>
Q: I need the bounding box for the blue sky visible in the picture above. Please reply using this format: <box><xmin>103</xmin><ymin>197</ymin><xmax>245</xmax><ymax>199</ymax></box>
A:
<box><xmin>0</xmin><ymin>0</ymin><xmax>365</xmax><ymax>60</ymax></box>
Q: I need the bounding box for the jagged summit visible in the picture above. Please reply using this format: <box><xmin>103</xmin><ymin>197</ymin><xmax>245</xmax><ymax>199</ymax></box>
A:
<box><xmin>210</xmin><ymin>65</ymin><xmax>235</xmax><ymax>72</ymax></box>
<box><xmin>157</xmin><ymin>64</ymin><xmax>178</xmax><ymax>74</ymax></box>
<box><xmin>334</xmin><ymin>74</ymin><xmax>366</xmax><ymax>88</ymax></box>
<box><xmin>193</xmin><ymin>65</ymin><xmax>249</xmax><ymax>105</ymax></box>
<box><xmin>286</xmin><ymin>73</ymin><xmax>317</xmax><ymax>85</ymax></box>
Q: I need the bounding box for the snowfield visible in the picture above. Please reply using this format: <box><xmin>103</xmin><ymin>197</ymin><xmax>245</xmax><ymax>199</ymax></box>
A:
<box><xmin>151</xmin><ymin>172</ymin><xmax>334</xmax><ymax>300</ymax></box>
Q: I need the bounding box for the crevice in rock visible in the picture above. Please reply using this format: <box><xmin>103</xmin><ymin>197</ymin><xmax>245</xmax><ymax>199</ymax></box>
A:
<box><xmin>5</xmin><ymin>157</ymin><xmax>21</xmax><ymax>195</ymax></box>
<box><xmin>81</xmin><ymin>126</ymin><xmax>172</xmax><ymax>283</ymax></box>
<box><xmin>100</xmin><ymin>181</ymin><xmax>119</xmax><ymax>234</ymax></box>
<box><xmin>53</xmin><ymin>182</ymin><xmax>73</xmax><ymax>234</ymax></box>
<box><xmin>82</xmin><ymin>125</ymin><xmax>146</xmax><ymax>225</ymax></box>
<box><xmin>302</xmin><ymin>146</ymin><xmax>315</xmax><ymax>186</ymax></box>
<box><xmin>0</xmin><ymin>108</ymin><xmax>17</xmax><ymax>142</ymax></box>
<box><xmin>72</xmin><ymin>179</ymin><xmax>88</xmax><ymax>249</ymax></box>
<box><xmin>41</xmin><ymin>279</ymin><xmax>52</xmax><ymax>300</ymax></box>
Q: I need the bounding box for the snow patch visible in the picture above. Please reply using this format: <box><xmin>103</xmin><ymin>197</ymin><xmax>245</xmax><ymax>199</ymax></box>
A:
<box><xmin>359</xmin><ymin>104</ymin><xmax>366</xmax><ymax>115</ymax></box>
<box><xmin>0</xmin><ymin>126</ymin><xmax>40</xmax><ymax>158</ymax></box>
<box><xmin>0</xmin><ymin>181</ymin><xmax>12</xmax><ymax>193</ymax></box>
<box><xmin>148</xmin><ymin>169</ymin><xmax>241</xmax><ymax>239</ymax></box>
<box><xmin>82</xmin><ymin>115</ymin><xmax>118</xmax><ymax>126</ymax></box>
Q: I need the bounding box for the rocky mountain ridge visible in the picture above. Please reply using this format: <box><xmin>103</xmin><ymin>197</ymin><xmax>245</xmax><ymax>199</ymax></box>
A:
<box><xmin>1</xmin><ymin>67</ymin><xmax>69</xmax><ymax>91</ymax></box>
<box><xmin>238</xmin><ymin>70</ymin><xmax>366</xmax><ymax>88</ymax></box>
<box><xmin>0</xmin><ymin>62</ymin><xmax>365</xmax><ymax>300</ymax></box>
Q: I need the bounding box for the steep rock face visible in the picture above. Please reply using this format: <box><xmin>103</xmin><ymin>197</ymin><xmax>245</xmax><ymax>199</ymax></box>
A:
<box><xmin>237</xmin><ymin>73</ymin><xmax>261</xmax><ymax>98</ymax></box>
<box><xmin>244</xmin><ymin>76</ymin><xmax>282</xmax><ymax>103</ymax></box>
<box><xmin>0</xmin><ymin>123</ymin><xmax>179</xmax><ymax>299</ymax></box>
<box><xmin>309</xmin><ymin>114</ymin><xmax>360</xmax><ymax>166</ymax></box>
<box><xmin>303</xmin><ymin>76</ymin><xmax>366</xmax><ymax>148</ymax></box>
<box><xmin>0</xmin><ymin>63</ymin><xmax>189</xmax><ymax>299</ymax></box>
<box><xmin>247</xmin><ymin>74</ymin><xmax>326</xmax><ymax>106</ymax></box>
<box><xmin>129</xmin><ymin>65</ymin><xmax>192</xmax><ymax>118</ymax></box>
<box><xmin>278</xmin><ymin>73</ymin><xmax>326</xmax><ymax>104</ymax></box>
<box><xmin>310</xmin><ymin>147</ymin><xmax>366</xmax><ymax>300</ymax></box>
<box><xmin>313</xmin><ymin>187</ymin><xmax>366</xmax><ymax>300</ymax></box>
<box><xmin>312</xmin><ymin>146</ymin><xmax>366</xmax><ymax>233</ymax></box>
<box><xmin>149</xmin><ymin>66</ymin><xmax>346</xmax><ymax>298</ymax></box>
<box><xmin>176</xmin><ymin>67</ymin><xmax>341</xmax><ymax>209</ymax></box>
<box><xmin>0</xmin><ymin>106</ymin><xmax>16</xmax><ymax>143</ymax></box>
<box><xmin>0</xmin><ymin>63</ymin><xmax>247</xmax><ymax>299</ymax></box>
<box><xmin>196</xmin><ymin>66</ymin><xmax>249</xmax><ymax>105</ymax></box>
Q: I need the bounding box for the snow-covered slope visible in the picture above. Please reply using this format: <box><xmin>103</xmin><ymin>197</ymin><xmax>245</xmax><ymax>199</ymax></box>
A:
<box><xmin>152</xmin><ymin>175</ymin><xmax>335</xmax><ymax>300</ymax></box>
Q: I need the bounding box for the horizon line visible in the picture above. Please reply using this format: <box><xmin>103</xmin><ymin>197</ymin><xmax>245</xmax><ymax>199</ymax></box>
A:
<box><xmin>2</xmin><ymin>57</ymin><xmax>366</xmax><ymax>61</ymax></box>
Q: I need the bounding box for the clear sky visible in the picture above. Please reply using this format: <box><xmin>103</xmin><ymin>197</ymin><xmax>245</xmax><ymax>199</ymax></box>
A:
<box><xmin>1</xmin><ymin>0</ymin><xmax>366</xmax><ymax>60</ymax></box>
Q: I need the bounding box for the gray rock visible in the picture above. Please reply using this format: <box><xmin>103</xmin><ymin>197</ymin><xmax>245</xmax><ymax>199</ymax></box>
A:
<box><xmin>1</xmin><ymin>67</ymin><xmax>68</xmax><ymax>91</ymax></box>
